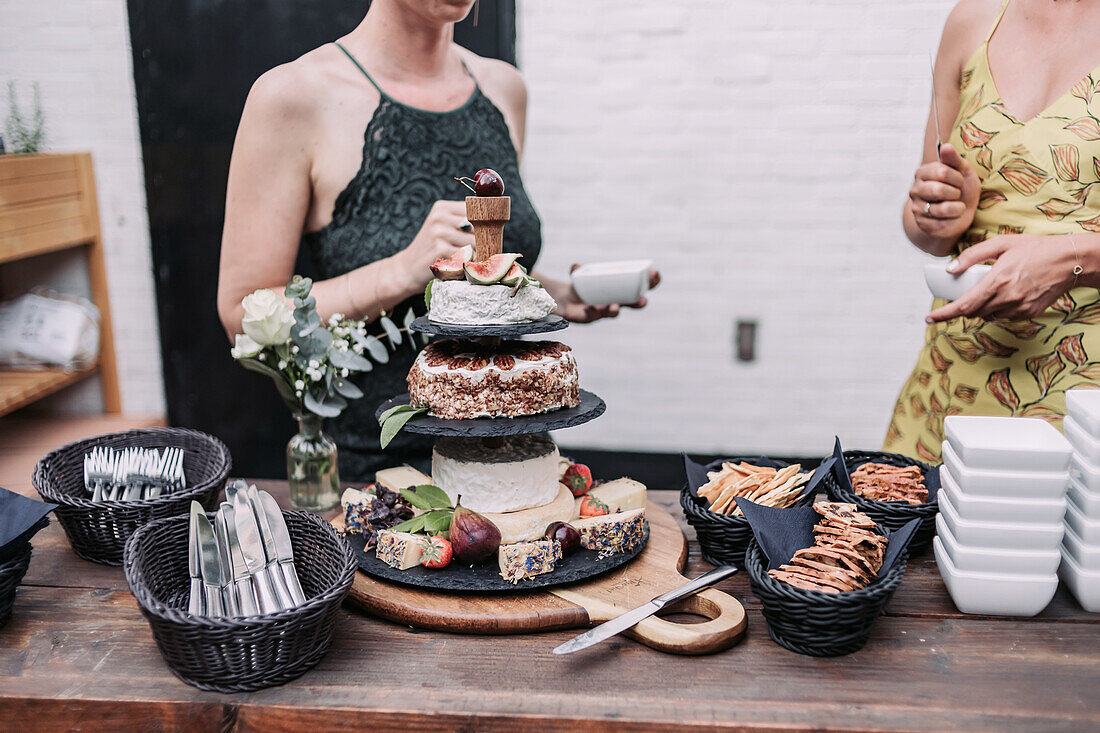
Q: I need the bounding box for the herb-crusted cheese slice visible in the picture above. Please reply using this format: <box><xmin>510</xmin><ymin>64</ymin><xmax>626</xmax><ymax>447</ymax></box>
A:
<box><xmin>341</xmin><ymin>487</ymin><xmax>376</xmax><ymax>535</ymax></box>
<box><xmin>375</xmin><ymin>466</ymin><xmax>433</xmax><ymax>492</ymax></box>
<box><xmin>498</xmin><ymin>539</ymin><xmax>561</xmax><ymax>583</ymax></box>
<box><xmin>571</xmin><ymin>508</ymin><xmax>647</xmax><ymax>557</ymax></box>
<box><xmin>375</xmin><ymin>530</ymin><xmax>425</xmax><ymax>570</ymax></box>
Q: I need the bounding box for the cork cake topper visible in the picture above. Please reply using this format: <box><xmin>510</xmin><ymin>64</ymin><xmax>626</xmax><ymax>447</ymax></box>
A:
<box><xmin>455</xmin><ymin>168</ymin><xmax>509</xmax><ymax>261</ymax></box>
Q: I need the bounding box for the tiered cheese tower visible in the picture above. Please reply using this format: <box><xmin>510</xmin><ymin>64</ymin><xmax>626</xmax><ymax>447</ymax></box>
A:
<box><xmin>380</xmin><ymin>193</ymin><xmax>606</xmax><ymax>545</ymax></box>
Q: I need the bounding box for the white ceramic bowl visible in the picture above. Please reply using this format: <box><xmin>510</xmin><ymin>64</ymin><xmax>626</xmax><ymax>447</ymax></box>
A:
<box><xmin>941</xmin><ymin>441</ymin><xmax>1069</xmax><ymax>500</ymax></box>
<box><xmin>936</xmin><ymin>514</ymin><xmax>1062</xmax><ymax>574</ymax></box>
<box><xmin>939</xmin><ymin>466</ymin><xmax>1066</xmax><ymax>524</ymax></box>
<box><xmin>944</xmin><ymin>415</ymin><xmax>1072</xmax><ymax>473</ymax></box>
<box><xmin>1070</xmin><ymin>453</ymin><xmax>1100</xmax><ymax>494</ymax></box>
<box><xmin>939</xmin><ymin>490</ymin><xmax>1064</xmax><ymax>551</ymax></box>
<box><xmin>570</xmin><ymin>259</ymin><xmax>653</xmax><ymax>306</ymax></box>
<box><xmin>1068</xmin><ymin>476</ymin><xmax>1100</xmax><ymax>518</ymax></box>
<box><xmin>1066</xmin><ymin>388</ymin><xmax>1100</xmax><ymax>436</ymax></box>
<box><xmin>924</xmin><ymin>262</ymin><xmax>992</xmax><ymax>302</ymax></box>
<box><xmin>1065</xmin><ymin>498</ymin><xmax>1100</xmax><ymax>544</ymax></box>
<box><xmin>1059</xmin><ymin>551</ymin><xmax>1100</xmax><ymax>612</ymax></box>
<box><xmin>1062</xmin><ymin>525</ymin><xmax>1100</xmax><ymax>572</ymax></box>
<box><xmin>934</xmin><ymin>538</ymin><xmax>1058</xmax><ymax>616</ymax></box>
<box><xmin>1064</xmin><ymin>415</ymin><xmax>1100</xmax><ymax>466</ymax></box>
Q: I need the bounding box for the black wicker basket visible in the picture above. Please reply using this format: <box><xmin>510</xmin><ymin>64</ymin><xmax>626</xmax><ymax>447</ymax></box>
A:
<box><xmin>32</xmin><ymin>428</ymin><xmax>231</xmax><ymax>565</ymax></box>
<box><xmin>745</xmin><ymin>536</ymin><xmax>908</xmax><ymax>657</ymax></box>
<box><xmin>823</xmin><ymin>450</ymin><xmax>939</xmax><ymax>557</ymax></box>
<box><xmin>124</xmin><ymin>509</ymin><xmax>356</xmax><ymax>692</ymax></box>
<box><xmin>0</xmin><ymin>543</ymin><xmax>32</xmax><ymax>630</ymax></box>
<box><xmin>681</xmin><ymin>457</ymin><xmax>818</xmax><ymax>568</ymax></box>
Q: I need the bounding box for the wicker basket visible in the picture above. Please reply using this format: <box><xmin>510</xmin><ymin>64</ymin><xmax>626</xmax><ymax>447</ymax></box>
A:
<box><xmin>124</xmin><ymin>510</ymin><xmax>356</xmax><ymax>692</ymax></box>
<box><xmin>681</xmin><ymin>457</ymin><xmax>818</xmax><ymax>568</ymax></box>
<box><xmin>33</xmin><ymin>428</ymin><xmax>231</xmax><ymax>565</ymax></box>
<box><xmin>745</xmin><ymin>536</ymin><xmax>907</xmax><ymax>657</ymax></box>
<box><xmin>823</xmin><ymin>450</ymin><xmax>939</xmax><ymax>556</ymax></box>
<box><xmin>0</xmin><ymin>543</ymin><xmax>32</xmax><ymax>629</ymax></box>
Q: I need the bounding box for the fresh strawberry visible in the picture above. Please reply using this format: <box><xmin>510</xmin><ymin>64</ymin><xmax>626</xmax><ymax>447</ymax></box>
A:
<box><xmin>420</xmin><ymin>536</ymin><xmax>453</xmax><ymax>569</ymax></box>
<box><xmin>563</xmin><ymin>463</ymin><xmax>593</xmax><ymax>497</ymax></box>
<box><xmin>579</xmin><ymin>494</ymin><xmax>609</xmax><ymax>517</ymax></box>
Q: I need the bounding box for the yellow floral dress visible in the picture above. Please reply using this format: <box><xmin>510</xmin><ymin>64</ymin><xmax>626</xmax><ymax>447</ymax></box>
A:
<box><xmin>885</xmin><ymin>0</ymin><xmax>1100</xmax><ymax>462</ymax></box>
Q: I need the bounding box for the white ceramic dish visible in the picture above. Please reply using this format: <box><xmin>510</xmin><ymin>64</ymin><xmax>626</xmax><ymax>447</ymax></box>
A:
<box><xmin>934</xmin><ymin>538</ymin><xmax>1057</xmax><ymax>616</ymax></box>
<box><xmin>1065</xmin><ymin>498</ymin><xmax>1100</xmax><ymax>544</ymax></box>
<box><xmin>938</xmin><ymin>466</ymin><xmax>1066</xmax><ymax>524</ymax></box>
<box><xmin>570</xmin><ymin>259</ymin><xmax>653</xmax><ymax>306</ymax></box>
<box><xmin>941</xmin><ymin>441</ymin><xmax>1069</xmax><ymax>500</ymax></box>
<box><xmin>1060</xmin><ymin>551</ymin><xmax>1100</xmax><ymax>612</ymax></box>
<box><xmin>1068</xmin><ymin>476</ymin><xmax>1100</xmax><ymax>518</ymax></box>
<box><xmin>944</xmin><ymin>415</ymin><xmax>1072</xmax><ymax>473</ymax></box>
<box><xmin>1070</xmin><ymin>453</ymin><xmax>1100</xmax><ymax>494</ymax></box>
<box><xmin>924</xmin><ymin>262</ymin><xmax>992</xmax><ymax>302</ymax></box>
<box><xmin>1062</xmin><ymin>525</ymin><xmax>1100</xmax><ymax>572</ymax></box>
<box><xmin>1064</xmin><ymin>415</ymin><xmax>1100</xmax><ymax>466</ymax></box>
<box><xmin>938</xmin><ymin>491</ymin><xmax>1063</xmax><ymax>551</ymax></box>
<box><xmin>936</xmin><ymin>515</ymin><xmax>1062</xmax><ymax>575</ymax></box>
<box><xmin>1066</xmin><ymin>388</ymin><xmax>1100</xmax><ymax>436</ymax></box>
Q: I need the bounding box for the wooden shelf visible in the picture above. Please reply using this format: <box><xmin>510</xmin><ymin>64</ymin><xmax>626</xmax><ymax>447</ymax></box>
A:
<box><xmin>0</xmin><ymin>366</ymin><xmax>97</xmax><ymax>417</ymax></box>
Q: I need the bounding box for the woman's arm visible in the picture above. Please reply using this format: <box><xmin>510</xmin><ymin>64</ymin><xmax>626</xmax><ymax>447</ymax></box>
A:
<box><xmin>217</xmin><ymin>66</ymin><xmax>470</xmax><ymax>340</ymax></box>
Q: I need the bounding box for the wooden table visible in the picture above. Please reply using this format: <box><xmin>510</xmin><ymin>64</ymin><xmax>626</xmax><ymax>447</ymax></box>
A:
<box><xmin>2</xmin><ymin>482</ymin><xmax>1098</xmax><ymax>732</ymax></box>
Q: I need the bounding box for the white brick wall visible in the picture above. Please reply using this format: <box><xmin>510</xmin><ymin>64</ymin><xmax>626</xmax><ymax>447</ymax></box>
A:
<box><xmin>519</xmin><ymin>0</ymin><xmax>956</xmax><ymax>456</ymax></box>
<box><xmin>1</xmin><ymin>0</ymin><xmax>165</xmax><ymax>416</ymax></box>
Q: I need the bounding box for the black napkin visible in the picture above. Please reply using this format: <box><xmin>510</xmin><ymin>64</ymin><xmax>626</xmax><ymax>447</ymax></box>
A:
<box><xmin>735</xmin><ymin>497</ymin><xmax>920</xmax><ymax>577</ymax></box>
<box><xmin>0</xmin><ymin>486</ymin><xmax>56</xmax><ymax>562</ymax></box>
<box><xmin>829</xmin><ymin>437</ymin><xmax>940</xmax><ymax>504</ymax></box>
<box><xmin>682</xmin><ymin>453</ymin><xmax>836</xmax><ymax>505</ymax></box>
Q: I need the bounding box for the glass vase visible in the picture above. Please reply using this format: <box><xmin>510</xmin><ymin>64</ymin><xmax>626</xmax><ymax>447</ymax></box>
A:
<box><xmin>287</xmin><ymin>412</ymin><xmax>340</xmax><ymax>512</ymax></box>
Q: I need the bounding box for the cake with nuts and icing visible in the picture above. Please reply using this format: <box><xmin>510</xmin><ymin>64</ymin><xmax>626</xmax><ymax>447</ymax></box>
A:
<box><xmin>407</xmin><ymin>338</ymin><xmax>579</xmax><ymax>419</ymax></box>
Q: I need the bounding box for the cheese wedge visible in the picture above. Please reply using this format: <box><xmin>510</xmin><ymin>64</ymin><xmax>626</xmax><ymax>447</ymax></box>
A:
<box><xmin>572</xmin><ymin>477</ymin><xmax>647</xmax><ymax>517</ymax></box>
<box><xmin>375</xmin><ymin>466</ymin><xmax>433</xmax><ymax>492</ymax></box>
<box><xmin>341</xmin><ymin>487</ymin><xmax>377</xmax><ymax>535</ymax></box>
<box><xmin>571</xmin><ymin>508</ymin><xmax>647</xmax><ymax>556</ymax></box>
<box><xmin>483</xmin><ymin>484</ymin><xmax>575</xmax><ymax>544</ymax></box>
<box><xmin>375</xmin><ymin>530</ymin><xmax>425</xmax><ymax>570</ymax></box>
<box><xmin>498</xmin><ymin>539</ymin><xmax>561</xmax><ymax>583</ymax></box>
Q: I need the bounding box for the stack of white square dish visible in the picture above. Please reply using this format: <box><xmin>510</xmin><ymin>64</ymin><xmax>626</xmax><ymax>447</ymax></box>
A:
<box><xmin>1060</xmin><ymin>389</ymin><xmax>1100</xmax><ymax>612</ymax></box>
<box><xmin>934</xmin><ymin>415</ymin><xmax>1070</xmax><ymax>616</ymax></box>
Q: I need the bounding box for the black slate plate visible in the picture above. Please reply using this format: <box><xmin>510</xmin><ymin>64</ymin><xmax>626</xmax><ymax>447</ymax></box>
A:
<box><xmin>346</xmin><ymin>523</ymin><xmax>649</xmax><ymax>592</ymax></box>
<box><xmin>409</xmin><ymin>314</ymin><xmax>568</xmax><ymax>338</ymax></box>
<box><xmin>376</xmin><ymin>390</ymin><xmax>606</xmax><ymax>436</ymax></box>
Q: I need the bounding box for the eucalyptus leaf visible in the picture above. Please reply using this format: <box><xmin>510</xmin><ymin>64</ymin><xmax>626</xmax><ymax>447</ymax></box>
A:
<box><xmin>378</xmin><ymin>403</ymin><xmax>423</xmax><ymax>424</ymax></box>
<box><xmin>402</xmin><ymin>307</ymin><xmax>417</xmax><ymax>342</ymax></box>
<box><xmin>390</xmin><ymin>514</ymin><xmax>427</xmax><ymax>534</ymax></box>
<box><xmin>401</xmin><ymin>485</ymin><xmax>453</xmax><ymax>510</ymax></box>
<box><xmin>285</xmin><ymin>276</ymin><xmax>313</xmax><ymax>300</ymax></box>
<box><xmin>333</xmin><ymin>375</ymin><xmax>364</xmax><ymax>399</ymax></box>
<box><xmin>304</xmin><ymin>389</ymin><xmax>342</xmax><ymax>417</ymax></box>
<box><xmin>362</xmin><ymin>333</ymin><xmax>390</xmax><ymax>363</ymax></box>
<box><xmin>329</xmin><ymin>345</ymin><xmax>373</xmax><ymax>371</ymax></box>
<box><xmin>380</xmin><ymin>407</ymin><xmax>427</xmax><ymax>448</ymax></box>
<box><xmin>380</xmin><ymin>315</ymin><xmax>402</xmax><ymax>347</ymax></box>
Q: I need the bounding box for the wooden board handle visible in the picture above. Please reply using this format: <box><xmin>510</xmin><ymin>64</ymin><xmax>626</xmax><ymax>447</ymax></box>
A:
<box><xmin>624</xmin><ymin>588</ymin><xmax>746</xmax><ymax>655</ymax></box>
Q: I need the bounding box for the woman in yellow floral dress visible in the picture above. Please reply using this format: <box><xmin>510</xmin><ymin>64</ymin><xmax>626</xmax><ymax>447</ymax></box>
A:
<box><xmin>886</xmin><ymin>0</ymin><xmax>1100</xmax><ymax>462</ymax></box>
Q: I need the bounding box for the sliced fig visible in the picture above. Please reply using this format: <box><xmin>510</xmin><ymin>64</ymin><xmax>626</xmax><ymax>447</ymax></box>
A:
<box><xmin>464</xmin><ymin>253</ymin><xmax>521</xmax><ymax>285</ymax></box>
<box><xmin>430</xmin><ymin>245</ymin><xmax>474</xmax><ymax>280</ymax></box>
<box><xmin>500</xmin><ymin>262</ymin><xmax>528</xmax><ymax>286</ymax></box>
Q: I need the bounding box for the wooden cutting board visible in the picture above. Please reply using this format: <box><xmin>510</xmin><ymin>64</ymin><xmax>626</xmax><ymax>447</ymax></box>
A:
<box><xmin>336</xmin><ymin>502</ymin><xmax>746</xmax><ymax>655</ymax></box>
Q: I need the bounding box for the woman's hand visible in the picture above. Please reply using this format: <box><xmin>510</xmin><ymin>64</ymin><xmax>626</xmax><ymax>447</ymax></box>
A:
<box><xmin>392</xmin><ymin>200</ymin><xmax>475</xmax><ymax>292</ymax></box>
<box><xmin>908</xmin><ymin>144</ymin><xmax>982</xmax><ymax>244</ymax></box>
<box><xmin>927</xmin><ymin>235</ymin><xmax>1079</xmax><ymax>323</ymax></box>
<box><xmin>538</xmin><ymin>267</ymin><xmax>661</xmax><ymax>324</ymax></box>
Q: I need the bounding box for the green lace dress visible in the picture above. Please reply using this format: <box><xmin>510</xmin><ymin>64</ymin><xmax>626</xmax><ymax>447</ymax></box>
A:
<box><xmin>302</xmin><ymin>44</ymin><xmax>543</xmax><ymax>480</ymax></box>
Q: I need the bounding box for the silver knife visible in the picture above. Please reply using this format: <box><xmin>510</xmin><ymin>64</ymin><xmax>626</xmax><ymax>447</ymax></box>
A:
<box><xmin>552</xmin><ymin>565</ymin><xmax>739</xmax><ymax>655</ymax></box>
<box><xmin>213</xmin><ymin>508</ymin><xmax>240</xmax><ymax>617</ymax></box>
<box><xmin>929</xmin><ymin>52</ymin><xmax>943</xmax><ymax>161</ymax></box>
<box><xmin>187</xmin><ymin>501</ymin><xmax>204</xmax><ymax>615</ymax></box>
<box><xmin>195</xmin><ymin>510</ymin><xmax>225</xmax><ymax>617</ymax></box>
<box><xmin>247</xmin><ymin>485</ymin><xmax>295</xmax><ymax>610</ymax></box>
<box><xmin>225</xmin><ymin>478</ymin><xmax>247</xmax><ymax>503</ymax></box>
<box><xmin>232</xmin><ymin>488</ymin><xmax>282</xmax><ymax>613</ymax></box>
<box><xmin>221</xmin><ymin>502</ymin><xmax>259</xmax><ymax>616</ymax></box>
<box><xmin>258</xmin><ymin>490</ymin><xmax>307</xmax><ymax>606</ymax></box>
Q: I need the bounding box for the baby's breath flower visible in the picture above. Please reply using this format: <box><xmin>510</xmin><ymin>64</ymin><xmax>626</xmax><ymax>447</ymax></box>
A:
<box><xmin>294</xmin><ymin>380</ymin><xmax>305</xmax><ymax>390</ymax></box>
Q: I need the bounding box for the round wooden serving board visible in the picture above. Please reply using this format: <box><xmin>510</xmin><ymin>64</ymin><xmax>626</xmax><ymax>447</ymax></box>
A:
<box><xmin>338</xmin><ymin>502</ymin><xmax>747</xmax><ymax>655</ymax></box>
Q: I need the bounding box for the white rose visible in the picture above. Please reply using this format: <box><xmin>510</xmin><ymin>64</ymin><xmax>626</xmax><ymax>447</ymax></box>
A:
<box><xmin>230</xmin><ymin>333</ymin><xmax>263</xmax><ymax>359</ymax></box>
<box><xmin>241</xmin><ymin>289</ymin><xmax>294</xmax><ymax>346</ymax></box>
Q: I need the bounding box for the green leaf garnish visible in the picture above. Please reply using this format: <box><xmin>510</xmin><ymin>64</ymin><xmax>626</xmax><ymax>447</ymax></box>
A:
<box><xmin>400</xmin><ymin>485</ymin><xmax>453</xmax><ymax>510</ymax></box>
<box><xmin>380</xmin><ymin>406</ymin><xmax>428</xmax><ymax>449</ymax></box>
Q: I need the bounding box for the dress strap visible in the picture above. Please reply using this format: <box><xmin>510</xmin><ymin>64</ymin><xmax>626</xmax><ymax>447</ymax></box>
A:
<box><xmin>985</xmin><ymin>0</ymin><xmax>1011</xmax><ymax>43</ymax></box>
<box><xmin>334</xmin><ymin>42</ymin><xmax>388</xmax><ymax>98</ymax></box>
